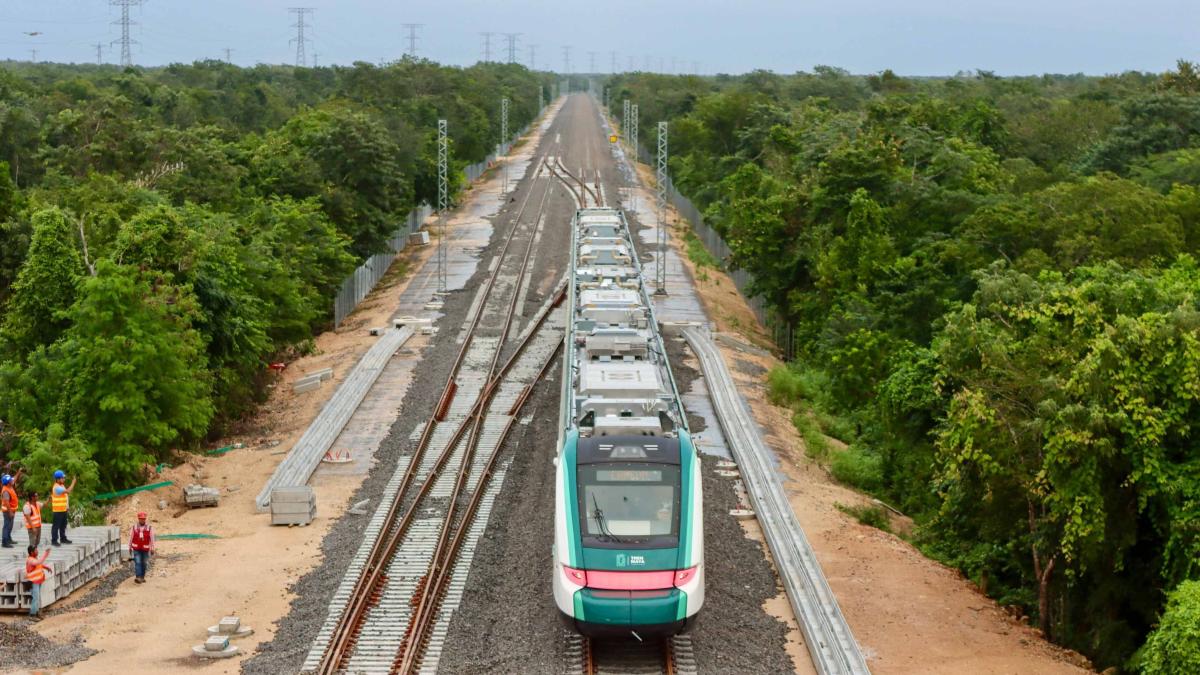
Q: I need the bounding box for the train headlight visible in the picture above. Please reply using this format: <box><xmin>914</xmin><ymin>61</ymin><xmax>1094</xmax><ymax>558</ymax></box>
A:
<box><xmin>673</xmin><ymin>566</ymin><xmax>698</xmax><ymax>587</ymax></box>
<box><xmin>562</xmin><ymin>564</ymin><xmax>587</xmax><ymax>585</ymax></box>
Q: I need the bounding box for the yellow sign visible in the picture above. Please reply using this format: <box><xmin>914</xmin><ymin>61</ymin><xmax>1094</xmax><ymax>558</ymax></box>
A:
<box><xmin>609</xmin><ymin>134</ymin><xmax>618</xmax><ymax>143</ymax></box>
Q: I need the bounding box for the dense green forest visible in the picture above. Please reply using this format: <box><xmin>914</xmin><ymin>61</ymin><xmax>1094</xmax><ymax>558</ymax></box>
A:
<box><xmin>607</xmin><ymin>63</ymin><xmax>1200</xmax><ymax>671</ymax></box>
<box><xmin>0</xmin><ymin>59</ymin><xmax>552</xmax><ymax>505</ymax></box>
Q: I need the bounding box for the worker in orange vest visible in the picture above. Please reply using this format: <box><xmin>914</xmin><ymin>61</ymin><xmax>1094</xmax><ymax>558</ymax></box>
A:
<box><xmin>128</xmin><ymin>512</ymin><xmax>156</xmax><ymax>584</ymax></box>
<box><xmin>49</xmin><ymin>470</ymin><xmax>74</xmax><ymax>546</ymax></box>
<box><xmin>23</xmin><ymin>491</ymin><xmax>43</xmax><ymax>550</ymax></box>
<box><xmin>1</xmin><ymin>470</ymin><xmax>21</xmax><ymax>548</ymax></box>
<box><xmin>25</xmin><ymin>544</ymin><xmax>52</xmax><ymax>619</ymax></box>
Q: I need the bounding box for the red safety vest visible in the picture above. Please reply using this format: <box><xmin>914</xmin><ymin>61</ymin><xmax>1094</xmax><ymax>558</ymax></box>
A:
<box><xmin>130</xmin><ymin>524</ymin><xmax>153</xmax><ymax>551</ymax></box>
<box><xmin>0</xmin><ymin>485</ymin><xmax>16</xmax><ymax>513</ymax></box>
<box><xmin>24</xmin><ymin>502</ymin><xmax>41</xmax><ymax>529</ymax></box>
<box><xmin>26</xmin><ymin>556</ymin><xmax>45</xmax><ymax>584</ymax></box>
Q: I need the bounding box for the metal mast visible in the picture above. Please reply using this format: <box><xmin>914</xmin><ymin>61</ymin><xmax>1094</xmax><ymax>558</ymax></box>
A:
<box><xmin>623</xmin><ymin>99</ymin><xmax>631</xmax><ymax>144</ymax></box>
<box><xmin>630</xmin><ymin>103</ymin><xmax>639</xmax><ymax>161</ymax></box>
<box><xmin>528</xmin><ymin>43</ymin><xmax>537</xmax><ymax>70</ymax></box>
<box><xmin>289</xmin><ymin>8</ymin><xmax>314</xmax><ymax>67</ymax></box>
<box><xmin>402</xmin><ymin>23</ymin><xmax>422</xmax><ymax>57</ymax></box>
<box><xmin>436</xmin><ymin>119</ymin><xmax>449</xmax><ymax>295</ymax></box>
<box><xmin>655</xmin><ymin>121</ymin><xmax>669</xmax><ymax>295</ymax></box>
<box><xmin>110</xmin><ymin>0</ymin><xmax>143</xmax><ymax>67</ymax></box>
<box><xmin>94</xmin><ymin>43</ymin><xmax>105</xmax><ymax>64</ymax></box>
<box><xmin>500</xmin><ymin>97</ymin><xmax>510</xmax><ymax>193</ymax></box>
<box><xmin>480</xmin><ymin>32</ymin><xmax>494</xmax><ymax>62</ymax></box>
<box><xmin>561</xmin><ymin>45</ymin><xmax>571</xmax><ymax>73</ymax></box>
<box><xmin>504</xmin><ymin>33</ymin><xmax>520</xmax><ymax>63</ymax></box>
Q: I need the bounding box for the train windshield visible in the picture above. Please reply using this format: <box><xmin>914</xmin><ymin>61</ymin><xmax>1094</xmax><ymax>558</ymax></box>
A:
<box><xmin>578</xmin><ymin>463</ymin><xmax>680</xmax><ymax>548</ymax></box>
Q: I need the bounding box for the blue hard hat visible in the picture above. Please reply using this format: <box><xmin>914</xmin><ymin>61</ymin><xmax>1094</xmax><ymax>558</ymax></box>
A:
<box><xmin>1</xmin><ymin>474</ymin><xmax>10</xmax><ymax>485</ymax></box>
<box><xmin>53</xmin><ymin>470</ymin><xmax>65</xmax><ymax>480</ymax></box>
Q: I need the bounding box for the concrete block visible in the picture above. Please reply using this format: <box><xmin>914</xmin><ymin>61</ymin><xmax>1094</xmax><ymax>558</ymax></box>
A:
<box><xmin>270</xmin><ymin>501</ymin><xmax>314</xmax><ymax>515</ymax></box>
<box><xmin>218</xmin><ymin>616</ymin><xmax>240</xmax><ymax>634</ymax></box>
<box><xmin>270</xmin><ymin>508</ymin><xmax>316</xmax><ymax>526</ymax></box>
<box><xmin>270</xmin><ymin>487</ymin><xmax>315</xmax><ymax>504</ymax></box>
<box><xmin>292</xmin><ymin>374</ymin><xmax>323</xmax><ymax>393</ymax></box>
<box><xmin>729</xmin><ymin>509</ymin><xmax>756</xmax><ymax>520</ymax></box>
<box><xmin>205</xmin><ymin>635</ymin><xmax>230</xmax><ymax>652</ymax></box>
<box><xmin>185</xmin><ymin>485</ymin><xmax>220</xmax><ymax>508</ymax></box>
<box><xmin>409</xmin><ymin>231</ymin><xmax>430</xmax><ymax>246</ymax></box>
<box><xmin>306</xmin><ymin>368</ymin><xmax>333</xmax><ymax>382</ymax></box>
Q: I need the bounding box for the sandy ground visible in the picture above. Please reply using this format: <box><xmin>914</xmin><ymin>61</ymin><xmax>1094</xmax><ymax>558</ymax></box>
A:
<box><xmin>647</xmin><ymin>168</ymin><xmax>1093</xmax><ymax>673</ymax></box>
<box><xmin>0</xmin><ymin>112</ymin><xmax>553</xmax><ymax>674</ymax></box>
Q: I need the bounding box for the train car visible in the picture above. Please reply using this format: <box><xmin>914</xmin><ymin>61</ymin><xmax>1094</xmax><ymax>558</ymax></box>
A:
<box><xmin>553</xmin><ymin>207</ymin><xmax>704</xmax><ymax>637</ymax></box>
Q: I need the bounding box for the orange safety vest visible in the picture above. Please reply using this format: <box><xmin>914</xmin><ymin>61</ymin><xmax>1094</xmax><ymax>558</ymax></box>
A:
<box><xmin>25</xmin><ymin>502</ymin><xmax>41</xmax><ymax>529</ymax></box>
<box><xmin>0</xmin><ymin>485</ymin><xmax>16</xmax><ymax>513</ymax></box>
<box><xmin>51</xmin><ymin>484</ymin><xmax>68</xmax><ymax>513</ymax></box>
<box><xmin>25</xmin><ymin>556</ymin><xmax>45</xmax><ymax>584</ymax></box>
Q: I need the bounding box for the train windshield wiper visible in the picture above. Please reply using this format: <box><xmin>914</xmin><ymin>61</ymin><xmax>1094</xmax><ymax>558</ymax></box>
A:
<box><xmin>591</xmin><ymin>494</ymin><xmax>623</xmax><ymax>543</ymax></box>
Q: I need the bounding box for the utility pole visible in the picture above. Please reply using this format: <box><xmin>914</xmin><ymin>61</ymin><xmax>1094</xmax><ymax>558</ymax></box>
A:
<box><xmin>289</xmin><ymin>7</ymin><xmax>314</xmax><ymax>67</ymax></box>
<box><xmin>610</xmin><ymin>51</ymin><xmax>617</xmax><ymax>73</ymax></box>
<box><xmin>29</xmin><ymin>49</ymin><xmax>37</xmax><ymax>63</ymax></box>
<box><xmin>500</xmin><ymin>97</ymin><xmax>510</xmax><ymax>193</ymax></box>
<box><xmin>587</xmin><ymin>51</ymin><xmax>596</xmax><ymax>74</ymax></box>
<box><xmin>312</xmin><ymin>52</ymin><xmax>319</xmax><ymax>67</ymax></box>
<box><xmin>655</xmin><ymin>121</ymin><xmax>669</xmax><ymax>295</ymax></box>
<box><xmin>528</xmin><ymin>43</ymin><xmax>537</xmax><ymax>70</ymax></box>
<box><xmin>630</xmin><ymin>103</ymin><xmax>639</xmax><ymax>161</ymax></box>
<box><xmin>480</xmin><ymin>32</ymin><xmax>494</xmax><ymax>62</ymax></box>
<box><xmin>94</xmin><ymin>43</ymin><xmax>104</xmax><ymax>64</ymax></box>
<box><xmin>402</xmin><ymin>23</ymin><xmax>422</xmax><ymax>57</ymax></box>
<box><xmin>561</xmin><ymin>45</ymin><xmax>571</xmax><ymax>74</ymax></box>
<box><xmin>223</xmin><ymin>47</ymin><xmax>233</xmax><ymax>63</ymax></box>
<box><xmin>504</xmin><ymin>33</ymin><xmax>520</xmax><ymax>64</ymax></box>
<box><xmin>436</xmin><ymin>119</ymin><xmax>449</xmax><ymax>296</ymax></box>
<box><xmin>110</xmin><ymin>0</ymin><xmax>143</xmax><ymax>67</ymax></box>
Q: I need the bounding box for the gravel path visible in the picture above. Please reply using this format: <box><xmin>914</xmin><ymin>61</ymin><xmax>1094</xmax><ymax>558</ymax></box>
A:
<box><xmin>0</xmin><ymin>620</ymin><xmax>97</xmax><ymax>670</ymax></box>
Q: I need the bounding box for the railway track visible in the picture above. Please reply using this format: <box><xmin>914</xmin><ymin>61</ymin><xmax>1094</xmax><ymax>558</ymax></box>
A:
<box><xmin>562</xmin><ymin>634</ymin><xmax>698</xmax><ymax>675</ymax></box>
<box><xmin>304</xmin><ymin>158</ymin><xmax>568</xmax><ymax>674</ymax></box>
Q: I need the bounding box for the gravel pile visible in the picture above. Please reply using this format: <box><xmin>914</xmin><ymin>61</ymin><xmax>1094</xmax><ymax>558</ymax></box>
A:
<box><xmin>0</xmin><ymin>620</ymin><xmax>97</xmax><ymax>669</ymax></box>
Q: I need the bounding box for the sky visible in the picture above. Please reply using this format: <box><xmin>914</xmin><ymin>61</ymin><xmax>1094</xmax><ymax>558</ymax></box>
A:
<box><xmin>0</xmin><ymin>0</ymin><xmax>1196</xmax><ymax>76</ymax></box>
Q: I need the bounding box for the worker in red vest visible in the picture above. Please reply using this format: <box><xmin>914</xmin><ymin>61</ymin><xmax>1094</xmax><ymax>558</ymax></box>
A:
<box><xmin>22</xmin><ymin>491</ymin><xmax>42</xmax><ymax>549</ymax></box>
<box><xmin>1</xmin><ymin>470</ymin><xmax>21</xmax><ymax>548</ymax></box>
<box><xmin>25</xmin><ymin>545</ymin><xmax>52</xmax><ymax>619</ymax></box>
<box><xmin>128</xmin><ymin>512</ymin><xmax>156</xmax><ymax>584</ymax></box>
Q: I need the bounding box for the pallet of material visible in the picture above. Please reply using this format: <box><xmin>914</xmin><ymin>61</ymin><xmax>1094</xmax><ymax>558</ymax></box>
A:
<box><xmin>185</xmin><ymin>484</ymin><xmax>221</xmax><ymax>508</ymax></box>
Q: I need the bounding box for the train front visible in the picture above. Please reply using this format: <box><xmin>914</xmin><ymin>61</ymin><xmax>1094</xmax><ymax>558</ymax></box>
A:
<box><xmin>554</xmin><ymin>431</ymin><xmax>703</xmax><ymax>636</ymax></box>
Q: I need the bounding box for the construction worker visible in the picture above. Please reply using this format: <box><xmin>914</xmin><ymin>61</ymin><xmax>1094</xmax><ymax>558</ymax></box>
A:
<box><xmin>25</xmin><ymin>545</ymin><xmax>52</xmax><ymax>619</ymax></box>
<box><xmin>1</xmin><ymin>470</ymin><xmax>19</xmax><ymax>547</ymax></box>
<box><xmin>128</xmin><ymin>512</ymin><xmax>155</xmax><ymax>584</ymax></box>
<box><xmin>23</xmin><ymin>491</ymin><xmax>42</xmax><ymax>550</ymax></box>
<box><xmin>49</xmin><ymin>470</ymin><xmax>75</xmax><ymax>546</ymax></box>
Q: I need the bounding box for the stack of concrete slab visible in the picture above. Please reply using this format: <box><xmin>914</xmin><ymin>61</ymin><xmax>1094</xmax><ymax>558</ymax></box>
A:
<box><xmin>271</xmin><ymin>486</ymin><xmax>316</xmax><ymax>526</ymax></box>
<box><xmin>0</xmin><ymin>515</ymin><xmax>121</xmax><ymax>613</ymax></box>
<box><xmin>292</xmin><ymin>367</ymin><xmax>334</xmax><ymax>394</ymax></box>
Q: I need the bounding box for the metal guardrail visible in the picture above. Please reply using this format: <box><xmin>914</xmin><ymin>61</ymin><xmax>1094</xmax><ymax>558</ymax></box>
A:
<box><xmin>681</xmin><ymin>326</ymin><xmax>870</xmax><ymax>675</ymax></box>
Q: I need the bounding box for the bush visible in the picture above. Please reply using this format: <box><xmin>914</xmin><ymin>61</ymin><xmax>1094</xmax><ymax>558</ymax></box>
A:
<box><xmin>836</xmin><ymin>502</ymin><xmax>891</xmax><ymax>532</ymax></box>
<box><xmin>830</xmin><ymin>444</ymin><xmax>884</xmax><ymax>491</ymax></box>
<box><xmin>1139</xmin><ymin>580</ymin><xmax>1200</xmax><ymax>675</ymax></box>
<box><xmin>684</xmin><ymin>229</ymin><xmax>720</xmax><ymax>268</ymax></box>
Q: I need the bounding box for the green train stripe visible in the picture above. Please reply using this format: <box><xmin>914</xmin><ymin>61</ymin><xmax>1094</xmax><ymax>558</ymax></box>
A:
<box><xmin>678</xmin><ymin>431</ymin><xmax>694</xmax><ymax>568</ymax></box>
<box><xmin>563</xmin><ymin>431</ymin><xmax>581</xmax><ymax>566</ymax></box>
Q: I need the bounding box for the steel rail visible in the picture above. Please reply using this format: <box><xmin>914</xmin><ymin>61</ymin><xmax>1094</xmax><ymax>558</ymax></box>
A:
<box><xmin>391</xmin><ymin>176</ymin><xmax>553</xmax><ymax>673</ymax></box>
<box><xmin>681</xmin><ymin>327</ymin><xmax>870</xmax><ymax>675</ymax></box>
<box><xmin>316</xmin><ymin>171</ymin><xmax>556</xmax><ymax>674</ymax></box>
<box><xmin>544</xmin><ymin>158</ymin><xmax>584</xmax><ymax>207</ymax></box>
<box><xmin>555</xmin><ymin>156</ymin><xmax>601</xmax><ymax>207</ymax></box>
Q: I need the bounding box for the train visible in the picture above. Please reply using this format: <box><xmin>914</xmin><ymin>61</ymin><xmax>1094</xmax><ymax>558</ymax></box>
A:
<box><xmin>553</xmin><ymin>206</ymin><xmax>704</xmax><ymax>637</ymax></box>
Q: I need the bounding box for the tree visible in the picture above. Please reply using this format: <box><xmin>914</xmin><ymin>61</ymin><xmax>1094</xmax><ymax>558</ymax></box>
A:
<box><xmin>1139</xmin><ymin>580</ymin><xmax>1200</xmax><ymax>674</ymax></box>
<box><xmin>50</xmin><ymin>261</ymin><xmax>213</xmax><ymax>486</ymax></box>
<box><xmin>0</xmin><ymin>208</ymin><xmax>85</xmax><ymax>359</ymax></box>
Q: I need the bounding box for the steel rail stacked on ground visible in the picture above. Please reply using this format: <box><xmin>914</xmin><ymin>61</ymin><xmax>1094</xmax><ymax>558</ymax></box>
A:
<box><xmin>681</xmin><ymin>326</ymin><xmax>870</xmax><ymax>675</ymax></box>
<box><xmin>311</xmin><ymin>166</ymin><xmax>558</xmax><ymax>674</ymax></box>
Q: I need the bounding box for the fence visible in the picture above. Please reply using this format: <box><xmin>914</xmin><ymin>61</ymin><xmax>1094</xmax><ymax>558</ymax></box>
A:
<box><xmin>635</xmin><ymin>143</ymin><xmax>800</xmax><ymax>362</ymax></box>
<box><xmin>331</xmin><ymin>122</ymin><xmax>534</xmax><ymax>328</ymax></box>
